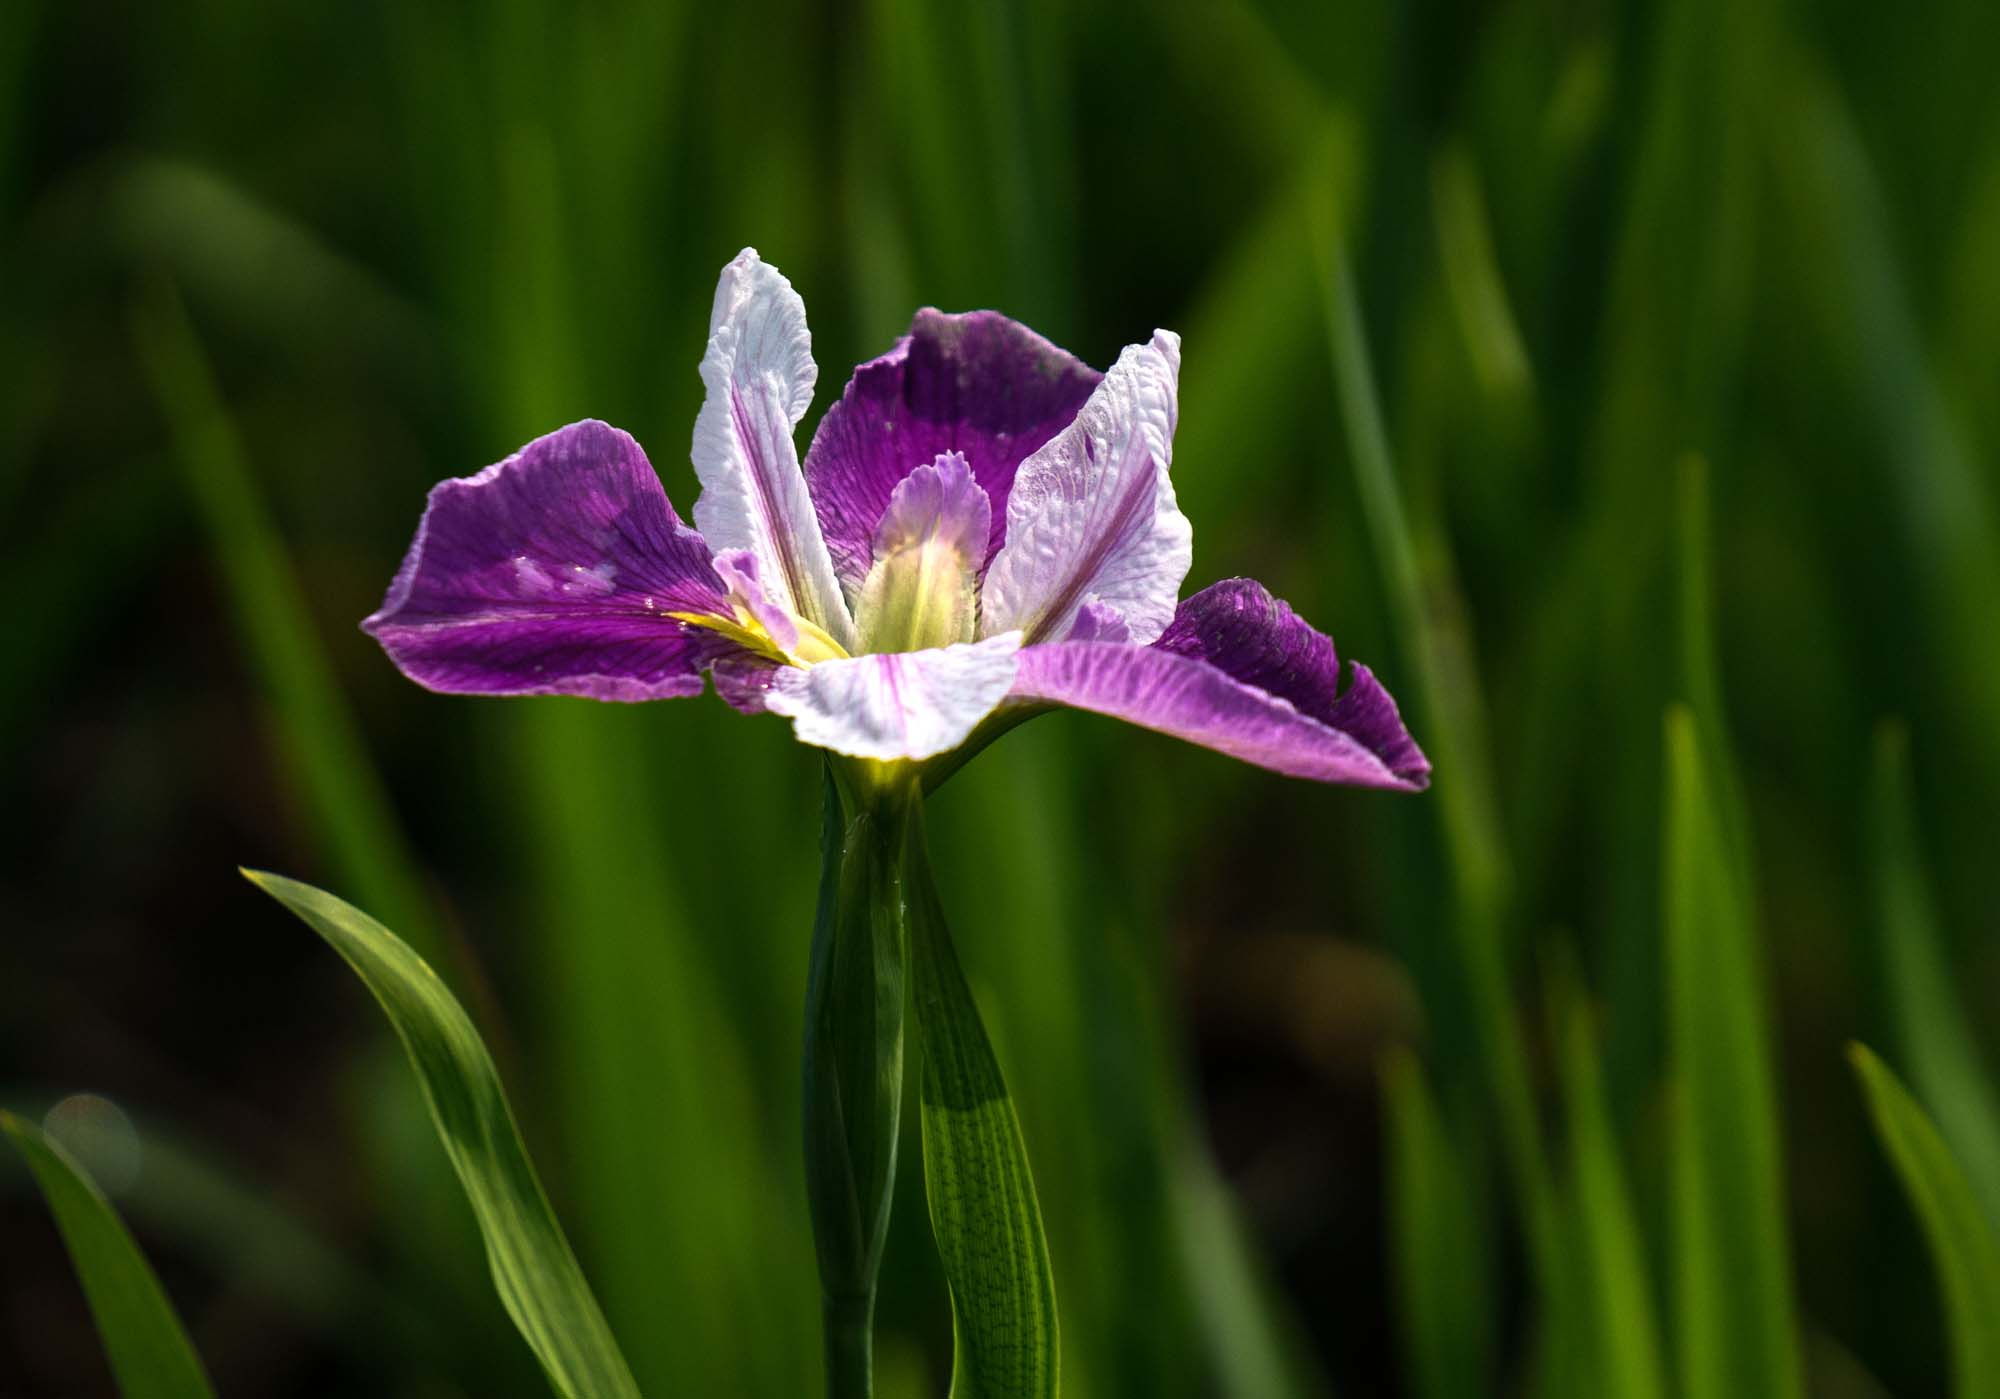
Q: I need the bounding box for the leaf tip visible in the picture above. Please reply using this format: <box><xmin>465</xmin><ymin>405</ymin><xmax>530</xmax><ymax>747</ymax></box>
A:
<box><xmin>1664</xmin><ymin>700</ymin><xmax>1697</xmax><ymax>750</ymax></box>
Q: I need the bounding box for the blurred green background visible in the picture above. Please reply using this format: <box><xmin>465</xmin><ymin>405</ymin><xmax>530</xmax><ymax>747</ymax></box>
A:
<box><xmin>5</xmin><ymin>0</ymin><xmax>1999</xmax><ymax>1394</ymax></box>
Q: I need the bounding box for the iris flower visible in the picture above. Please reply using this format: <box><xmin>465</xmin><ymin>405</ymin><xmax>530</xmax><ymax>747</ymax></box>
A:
<box><xmin>364</xmin><ymin>249</ymin><xmax>1428</xmax><ymax>792</ymax></box>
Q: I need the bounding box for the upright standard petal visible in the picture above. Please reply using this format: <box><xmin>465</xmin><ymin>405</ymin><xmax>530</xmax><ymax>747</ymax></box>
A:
<box><xmin>1009</xmin><ymin>579</ymin><xmax>1429</xmax><ymax>788</ymax></box>
<box><xmin>690</xmin><ymin>248</ymin><xmax>857</xmax><ymax>649</ymax></box>
<box><xmin>802</xmin><ymin>310</ymin><xmax>1102</xmax><ymax>590</ymax></box>
<box><xmin>764</xmin><ymin>634</ymin><xmax>1024</xmax><ymax>761</ymax></box>
<box><xmin>364</xmin><ymin>420</ymin><xmax>742</xmax><ymax>701</ymax></box>
<box><xmin>979</xmin><ymin>330</ymin><xmax>1192</xmax><ymax>646</ymax></box>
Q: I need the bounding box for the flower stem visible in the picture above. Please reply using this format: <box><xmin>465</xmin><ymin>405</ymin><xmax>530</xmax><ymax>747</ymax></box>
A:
<box><xmin>822</xmin><ymin>1293</ymin><xmax>875</xmax><ymax>1399</ymax></box>
<box><xmin>801</xmin><ymin>761</ymin><xmax>916</xmax><ymax>1399</ymax></box>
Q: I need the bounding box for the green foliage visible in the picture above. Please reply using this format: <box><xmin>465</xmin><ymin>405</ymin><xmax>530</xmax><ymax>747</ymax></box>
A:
<box><xmin>803</xmin><ymin>770</ymin><xmax>912</xmax><ymax>1396</ymax></box>
<box><xmin>1381</xmin><ymin>1051</ymin><xmax>1491</xmax><ymax>1399</ymax></box>
<box><xmin>1850</xmin><ymin>1045</ymin><xmax>2000</xmax><ymax>1396</ymax></box>
<box><xmin>243</xmin><ymin>871</ymin><xmax>639</xmax><ymax>1399</ymax></box>
<box><xmin>1662</xmin><ymin>709</ymin><xmax>1801</xmax><ymax>1399</ymax></box>
<box><xmin>132</xmin><ymin>287</ymin><xmax>441</xmax><ymax>960</ymax></box>
<box><xmin>906</xmin><ymin>802</ymin><xmax>1059</xmax><ymax>1399</ymax></box>
<box><xmin>11</xmin><ymin>0</ymin><xmax>2000</xmax><ymax>1392</ymax></box>
<box><xmin>1</xmin><ymin>1111</ymin><xmax>216</xmax><ymax>1399</ymax></box>
<box><xmin>1871</xmin><ymin>727</ymin><xmax>2000</xmax><ymax>1230</ymax></box>
<box><xmin>1554</xmin><ymin>998</ymin><xmax>1666</xmax><ymax>1399</ymax></box>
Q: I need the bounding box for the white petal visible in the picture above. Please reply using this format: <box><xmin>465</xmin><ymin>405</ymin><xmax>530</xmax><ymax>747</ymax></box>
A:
<box><xmin>764</xmin><ymin>633</ymin><xmax>1024</xmax><ymax>761</ymax></box>
<box><xmin>690</xmin><ymin>249</ymin><xmax>857</xmax><ymax>649</ymax></box>
<box><xmin>978</xmin><ymin>330</ymin><xmax>1192</xmax><ymax>646</ymax></box>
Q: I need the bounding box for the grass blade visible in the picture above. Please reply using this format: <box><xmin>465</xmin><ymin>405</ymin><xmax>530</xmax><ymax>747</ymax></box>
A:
<box><xmin>1662</xmin><ymin>706</ymin><xmax>1801</xmax><ymax>1399</ymax></box>
<box><xmin>1870</xmin><ymin>725</ymin><xmax>2000</xmax><ymax>1229</ymax></box>
<box><xmin>131</xmin><ymin>286</ymin><xmax>440</xmax><ymax>959</ymax></box>
<box><xmin>1381</xmin><ymin>1050</ymin><xmax>1492</xmax><ymax>1399</ymax></box>
<box><xmin>1557</xmin><ymin>997</ymin><xmax>1667</xmax><ymax>1399</ymax></box>
<box><xmin>1168</xmin><ymin>1137</ymin><xmax>1311</xmax><ymax>1399</ymax></box>
<box><xmin>1</xmin><ymin>1110</ymin><xmax>216</xmax><ymax>1399</ymax></box>
<box><xmin>243</xmin><ymin>869</ymin><xmax>639</xmax><ymax>1399</ymax></box>
<box><xmin>906</xmin><ymin>801</ymin><xmax>1058</xmax><ymax>1399</ymax></box>
<box><xmin>1310</xmin><ymin>130</ymin><xmax>1551</xmax><ymax>1293</ymax></box>
<box><xmin>1849</xmin><ymin>1044</ymin><xmax>2000</xmax><ymax>1395</ymax></box>
<box><xmin>1772</xmin><ymin>58</ymin><xmax>2000</xmax><ymax>791</ymax></box>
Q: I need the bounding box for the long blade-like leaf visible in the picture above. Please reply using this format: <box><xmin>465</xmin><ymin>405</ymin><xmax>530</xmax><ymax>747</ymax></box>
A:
<box><xmin>1850</xmin><ymin>1044</ymin><xmax>2000</xmax><ymax>1395</ymax></box>
<box><xmin>905</xmin><ymin>803</ymin><xmax>1058</xmax><ymax>1399</ymax></box>
<box><xmin>1870</xmin><ymin>725</ymin><xmax>2000</xmax><ymax>1229</ymax></box>
<box><xmin>1380</xmin><ymin>1049</ymin><xmax>1492</xmax><ymax>1399</ymax></box>
<box><xmin>1</xmin><ymin>1111</ymin><xmax>217</xmax><ymax>1399</ymax></box>
<box><xmin>243</xmin><ymin>870</ymin><xmax>639</xmax><ymax>1399</ymax></box>
<box><xmin>1662</xmin><ymin>707</ymin><xmax>1801</xmax><ymax>1399</ymax></box>
<box><xmin>132</xmin><ymin>287</ymin><xmax>441</xmax><ymax>962</ymax></box>
<box><xmin>1309</xmin><ymin>124</ymin><xmax>1552</xmax><ymax>1298</ymax></box>
<box><xmin>1384</xmin><ymin>1047</ymin><xmax>1496</xmax><ymax>1399</ymax></box>
<box><xmin>1557</xmin><ymin>1001</ymin><xmax>1667</xmax><ymax>1399</ymax></box>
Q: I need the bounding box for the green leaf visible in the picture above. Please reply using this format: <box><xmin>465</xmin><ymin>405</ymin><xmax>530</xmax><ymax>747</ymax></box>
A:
<box><xmin>905</xmin><ymin>802</ymin><xmax>1058</xmax><ymax>1399</ymax></box>
<box><xmin>1556</xmin><ymin>999</ymin><xmax>1667</xmax><ymax>1399</ymax></box>
<box><xmin>1675</xmin><ymin>454</ymin><xmax>1754</xmax><ymax>892</ymax></box>
<box><xmin>1661</xmin><ymin>706</ymin><xmax>1801</xmax><ymax>1399</ymax></box>
<box><xmin>132</xmin><ymin>286</ymin><xmax>442</xmax><ymax>962</ymax></box>
<box><xmin>1380</xmin><ymin>1049</ymin><xmax>1492</xmax><ymax>1399</ymax></box>
<box><xmin>243</xmin><ymin>869</ymin><xmax>639</xmax><ymax>1399</ymax></box>
<box><xmin>1849</xmin><ymin>1044</ymin><xmax>2000</xmax><ymax>1396</ymax></box>
<box><xmin>1770</xmin><ymin>59</ymin><xmax>2000</xmax><ymax>792</ymax></box>
<box><xmin>1311</xmin><ymin>120</ymin><xmax>1553</xmax><ymax>1297</ymax></box>
<box><xmin>1</xmin><ymin>1110</ymin><xmax>216</xmax><ymax>1399</ymax></box>
<box><xmin>1167</xmin><ymin>1142</ymin><xmax>1311</xmax><ymax>1399</ymax></box>
<box><xmin>1870</xmin><ymin>725</ymin><xmax>2000</xmax><ymax>1229</ymax></box>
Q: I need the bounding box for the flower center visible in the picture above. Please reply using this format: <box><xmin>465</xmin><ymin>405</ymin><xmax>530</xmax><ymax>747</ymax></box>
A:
<box><xmin>853</xmin><ymin>452</ymin><xmax>991</xmax><ymax>655</ymax></box>
<box><xmin>856</xmin><ymin>533</ymin><xmax>980</xmax><ymax>654</ymax></box>
<box><xmin>669</xmin><ymin>600</ymin><xmax>849</xmax><ymax>667</ymax></box>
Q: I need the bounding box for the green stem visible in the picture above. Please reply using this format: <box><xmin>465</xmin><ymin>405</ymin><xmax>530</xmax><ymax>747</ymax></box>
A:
<box><xmin>801</xmin><ymin>761</ymin><xmax>916</xmax><ymax>1399</ymax></box>
<box><xmin>822</xmin><ymin>1293</ymin><xmax>876</xmax><ymax>1399</ymax></box>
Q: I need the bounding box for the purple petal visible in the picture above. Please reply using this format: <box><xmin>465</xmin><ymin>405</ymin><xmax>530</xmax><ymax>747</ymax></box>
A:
<box><xmin>873</xmin><ymin>451</ymin><xmax>990</xmax><ymax>562</ymax></box>
<box><xmin>802</xmin><ymin>310</ymin><xmax>1102</xmax><ymax>589</ymax></box>
<box><xmin>1158</xmin><ymin>578</ymin><xmax>1428</xmax><ymax>783</ymax></box>
<box><xmin>1010</xmin><ymin>578</ymin><xmax>1429</xmax><ymax>788</ymax></box>
<box><xmin>712</xmin><ymin>548</ymin><xmax>801</xmax><ymax>653</ymax></box>
<box><xmin>690</xmin><ymin>249</ymin><xmax>857</xmax><ymax>648</ymax></box>
<box><xmin>710</xmin><ymin>653</ymin><xmax>784</xmax><ymax>715</ymax></box>
<box><xmin>363</xmin><ymin>419</ymin><xmax>741</xmax><ymax>701</ymax></box>
<box><xmin>979</xmin><ymin>331</ymin><xmax>1192</xmax><ymax>646</ymax></box>
<box><xmin>1063</xmin><ymin>599</ymin><xmax>1132</xmax><ymax>644</ymax></box>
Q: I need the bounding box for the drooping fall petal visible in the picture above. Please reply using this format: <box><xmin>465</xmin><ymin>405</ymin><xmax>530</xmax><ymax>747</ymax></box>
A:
<box><xmin>1009</xmin><ymin>579</ymin><xmax>1428</xmax><ymax>788</ymax></box>
<box><xmin>363</xmin><ymin>420</ymin><xmax>744</xmax><ymax>701</ymax></box>
<box><xmin>765</xmin><ymin>633</ymin><xmax>1024</xmax><ymax>761</ymax></box>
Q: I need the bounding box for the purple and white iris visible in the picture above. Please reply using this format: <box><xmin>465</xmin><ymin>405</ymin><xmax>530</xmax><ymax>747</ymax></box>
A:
<box><xmin>364</xmin><ymin>249</ymin><xmax>1428</xmax><ymax>791</ymax></box>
